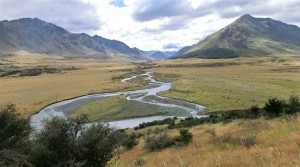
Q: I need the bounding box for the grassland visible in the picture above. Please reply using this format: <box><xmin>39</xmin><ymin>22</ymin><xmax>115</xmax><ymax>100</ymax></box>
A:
<box><xmin>0</xmin><ymin>54</ymin><xmax>149</xmax><ymax>116</ymax></box>
<box><xmin>1</xmin><ymin>54</ymin><xmax>300</xmax><ymax>166</ymax></box>
<box><xmin>114</xmin><ymin>56</ymin><xmax>300</xmax><ymax>166</ymax></box>
<box><xmin>118</xmin><ymin>114</ymin><xmax>300</xmax><ymax>166</ymax></box>
<box><xmin>150</xmin><ymin>56</ymin><xmax>300</xmax><ymax>113</ymax></box>
<box><xmin>69</xmin><ymin>94</ymin><xmax>169</xmax><ymax>121</ymax></box>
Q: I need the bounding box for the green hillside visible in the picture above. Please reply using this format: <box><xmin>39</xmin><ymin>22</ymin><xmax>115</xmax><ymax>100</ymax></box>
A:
<box><xmin>180</xmin><ymin>14</ymin><xmax>300</xmax><ymax>58</ymax></box>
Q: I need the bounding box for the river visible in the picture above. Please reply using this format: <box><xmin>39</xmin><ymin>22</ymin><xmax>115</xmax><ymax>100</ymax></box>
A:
<box><xmin>30</xmin><ymin>72</ymin><xmax>206</xmax><ymax>130</ymax></box>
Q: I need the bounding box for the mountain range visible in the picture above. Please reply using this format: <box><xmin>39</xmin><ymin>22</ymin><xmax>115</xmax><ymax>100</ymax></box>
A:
<box><xmin>144</xmin><ymin>50</ymin><xmax>175</xmax><ymax>60</ymax></box>
<box><xmin>1</xmin><ymin>15</ymin><xmax>300</xmax><ymax>60</ymax></box>
<box><xmin>0</xmin><ymin>18</ymin><xmax>149</xmax><ymax>60</ymax></box>
<box><xmin>176</xmin><ymin>14</ymin><xmax>300</xmax><ymax>59</ymax></box>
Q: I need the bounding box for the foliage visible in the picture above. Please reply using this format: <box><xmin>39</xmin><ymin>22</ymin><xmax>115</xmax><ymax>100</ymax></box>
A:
<box><xmin>134</xmin><ymin>118</ymin><xmax>175</xmax><ymax>130</ymax></box>
<box><xmin>264</xmin><ymin>98</ymin><xmax>286</xmax><ymax>117</ymax></box>
<box><xmin>172</xmin><ymin>129</ymin><xmax>193</xmax><ymax>146</ymax></box>
<box><xmin>78</xmin><ymin>123</ymin><xmax>122</xmax><ymax>167</ymax></box>
<box><xmin>0</xmin><ymin>104</ymin><xmax>32</xmax><ymax>166</ymax></box>
<box><xmin>144</xmin><ymin>131</ymin><xmax>171</xmax><ymax>152</ymax></box>
<box><xmin>29</xmin><ymin>116</ymin><xmax>122</xmax><ymax>167</ymax></box>
<box><xmin>285</xmin><ymin>95</ymin><xmax>300</xmax><ymax>114</ymax></box>
<box><xmin>29</xmin><ymin>117</ymin><xmax>81</xmax><ymax>166</ymax></box>
<box><xmin>121</xmin><ymin>132</ymin><xmax>139</xmax><ymax>149</ymax></box>
<box><xmin>141</xmin><ymin>96</ymin><xmax>300</xmax><ymax>129</ymax></box>
<box><xmin>144</xmin><ymin>129</ymin><xmax>193</xmax><ymax>152</ymax></box>
<box><xmin>0</xmin><ymin>104</ymin><xmax>32</xmax><ymax>152</ymax></box>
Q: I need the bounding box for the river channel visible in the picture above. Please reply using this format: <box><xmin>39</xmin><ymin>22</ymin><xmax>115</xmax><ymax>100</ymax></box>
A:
<box><xmin>30</xmin><ymin>72</ymin><xmax>206</xmax><ymax>130</ymax></box>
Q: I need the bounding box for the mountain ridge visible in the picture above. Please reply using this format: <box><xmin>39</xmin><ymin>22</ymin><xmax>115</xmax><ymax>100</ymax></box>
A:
<box><xmin>0</xmin><ymin>18</ymin><xmax>149</xmax><ymax>60</ymax></box>
<box><xmin>144</xmin><ymin>50</ymin><xmax>175</xmax><ymax>60</ymax></box>
<box><xmin>178</xmin><ymin>14</ymin><xmax>300</xmax><ymax>59</ymax></box>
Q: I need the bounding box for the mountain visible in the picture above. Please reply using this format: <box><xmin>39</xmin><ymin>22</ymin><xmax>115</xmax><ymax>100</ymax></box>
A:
<box><xmin>0</xmin><ymin>18</ymin><xmax>149</xmax><ymax>60</ymax></box>
<box><xmin>144</xmin><ymin>50</ymin><xmax>175</xmax><ymax>60</ymax></box>
<box><xmin>163</xmin><ymin>51</ymin><xmax>176</xmax><ymax>57</ymax></box>
<box><xmin>179</xmin><ymin>14</ymin><xmax>300</xmax><ymax>59</ymax></box>
<box><xmin>172</xmin><ymin>45</ymin><xmax>195</xmax><ymax>58</ymax></box>
<box><xmin>92</xmin><ymin>35</ymin><xmax>147</xmax><ymax>59</ymax></box>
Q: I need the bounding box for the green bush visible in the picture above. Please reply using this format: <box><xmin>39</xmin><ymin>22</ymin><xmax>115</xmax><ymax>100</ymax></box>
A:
<box><xmin>78</xmin><ymin>123</ymin><xmax>122</xmax><ymax>167</ymax></box>
<box><xmin>29</xmin><ymin>116</ymin><xmax>122</xmax><ymax>167</ymax></box>
<box><xmin>122</xmin><ymin>132</ymin><xmax>139</xmax><ymax>149</ymax></box>
<box><xmin>264</xmin><ymin>98</ymin><xmax>286</xmax><ymax>117</ymax></box>
<box><xmin>29</xmin><ymin>117</ymin><xmax>79</xmax><ymax>167</ymax></box>
<box><xmin>285</xmin><ymin>95</ymin><xmax>300</xmax><ymax>114</ymax></box>
<box><xmin>144</xmin><ymin>131</ymin><xmax>171</xmax><ymax>151</ymax></box>
<box><xmin>0</xmin><ymin>104</ymin><xmax>31</xmax><ymax>152</ymax></box>
<box><xmin>144</xmin><ymin>129</ymin><xmax>193</xmax><ymax>151</ymax></box>
<box><xmin>172</xmin><ymin>129</ymin><xmax>193</xmax><ymax>146</ymax></box>
<box><xmin>0</xmin><ymin>104</ymin><xmax>32</xmax><ymax>166</ymax></box>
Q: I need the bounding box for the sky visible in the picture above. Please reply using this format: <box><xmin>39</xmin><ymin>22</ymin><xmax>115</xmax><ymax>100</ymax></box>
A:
<box><xmin>0</xmin><ymin>0</ymin><xmax>300</xmax><ymax>51</ymax></box>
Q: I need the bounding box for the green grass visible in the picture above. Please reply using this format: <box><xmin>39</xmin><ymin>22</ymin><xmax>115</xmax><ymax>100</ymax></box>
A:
<box><xmin>150</xmin><ymin>57</ymin><xmax>300</xmax><ymax>113</ymax></box>
<box><xmin>69</xmin><ymin>94</ymin><xmax>170</xmax><ymax>121</ymax></box>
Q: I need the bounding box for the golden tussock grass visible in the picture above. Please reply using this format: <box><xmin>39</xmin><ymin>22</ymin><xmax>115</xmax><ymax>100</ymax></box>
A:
<box><xmin>0</xmin><ymin>56</ymin><xmax>145</xmax><ymax>116</ymax></box>
<box><xmin>117</xmin><ymin>115</ymin><xmax>300</xmax><ymax>167</ymax></box>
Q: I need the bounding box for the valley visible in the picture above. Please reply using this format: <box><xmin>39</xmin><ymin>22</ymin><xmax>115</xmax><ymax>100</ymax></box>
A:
<box><xmin>1</xmin><ymin>12</ymin><xmax>300</xmax><ymax>167</ymax></box>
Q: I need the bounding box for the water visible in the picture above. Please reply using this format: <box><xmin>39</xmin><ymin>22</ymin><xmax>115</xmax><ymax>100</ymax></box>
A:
<box><xmin>30</xmin><ymin>72</ymin><xmax>206</xmax><ymax>130</ymax></box>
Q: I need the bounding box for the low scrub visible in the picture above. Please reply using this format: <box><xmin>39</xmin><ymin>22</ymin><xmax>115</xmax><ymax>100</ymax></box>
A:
<box><xmin>144</xmin><ymin>129</ymin><xmax>193</xmax><ymax>152</ymax></box>
<box><xmin>172</xmin><ymin>96</ymin><xmax>300</xmax><ymax>129</ymax></box>
<box><xmin>121</xmin><ymin>132</ymin><xmax>141</xmax><ymax>149</ymax></box>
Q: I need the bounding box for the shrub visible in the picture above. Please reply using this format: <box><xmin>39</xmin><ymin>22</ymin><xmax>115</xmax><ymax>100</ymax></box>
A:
<box><xmin>248</xmin><ymin>105</ymin><xmax>261</xmax><ymax>118</ymax></box>
<box><xmin>0</xmin><ymin>104</ymin><xmax>31</xmax><ymax>152</ymax></box>
<box><xmin>172</xmin><ymin>129</ymin><xmax>193</xmax><ymax>146</ymax></box>
<box><xmin>29</xmin><ymin>117</ymin><xmax>122</xmax><ymax>167</ymax></box>
<box><xmin>144</xmin><ymin>131</ymin><xmax>171</xmax><ymax>151</ymax></box>
<box><xmin>0</xmin><ymin>104</ymin><xmax>32</xmax><ymax>166</ymax></box>
<box><xmin>264</xmin><ymin>98</ymin><xmax>286</xmax><ymax>117</ymax></box>
<box><xmin>285</xmin><ymin>95</ymin><xmax>300</xmax><ymax>114</ymax></box>
<box><xmin>78</xmin><ymin>123</ymin><xmax>122</xmax><ymax>167</ymax></box>
<box><xmin>122</xmin><ymin>132</ymin><xmax>139</xmax><ymax>149</ymax></box>
<box><xmin>29</xmin><ymin>117</ymin><xmax>78</xmax><ymax>167</ymax></box>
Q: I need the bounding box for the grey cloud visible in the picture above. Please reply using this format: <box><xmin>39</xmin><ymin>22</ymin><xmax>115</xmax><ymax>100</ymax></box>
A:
<box><xmin>143</xmin><ymin>18</ymin><xmax>189</xmax><ymax>34</ymax></box>
<box><xmin>132</xmin><ymin>0</ymin><xmax>300</xmax><ymax>36</ymax></box>
<box><xmin>0</xmin><ymin>0</ymin><xmax>102</xmax><ymax>33</ymax></box>
<box><xmin>163</xmin><ymin>43</ymin><xmax>179</xmax><ymax>49</ymax></box>
<box><xmin>132</xmin><ymin>0</ymin><xmax>208</xmax><ymax>22</ymax></box>
<box><xmin>132</xmin><ymin>0</ymin><xmax>300</xmax><ymax>26</ymax></box>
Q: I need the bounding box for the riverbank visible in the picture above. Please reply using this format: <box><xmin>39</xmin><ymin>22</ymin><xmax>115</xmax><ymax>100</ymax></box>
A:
<box><xmin>30</xmin><ymin>72</ymin><xmax>205</xmax><ymax>130</ymax></box>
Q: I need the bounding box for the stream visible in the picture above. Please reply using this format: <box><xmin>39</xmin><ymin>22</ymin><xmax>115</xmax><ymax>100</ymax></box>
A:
<box><xmin>30</xmin><ymin>72</ymin><xmax>206</xmax><ymax>130</ymax></box>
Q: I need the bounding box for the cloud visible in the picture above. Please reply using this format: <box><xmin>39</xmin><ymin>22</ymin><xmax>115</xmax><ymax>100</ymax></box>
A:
<box><xmin>163</xmin><ymin>43</ymin><xmax>180</xmax><ymax>49</ymax></box>
<box><xmin>0</xmin><ymin>0</ymin><xmax>102</xmax><ymax>33</ymax></box>
<box><xmin>131</xmin><ymin>0</ymin><xmax>208</xmax><ymax>22</ymax></box>
<box><xmin>0</xmin><ymin>0</ymin><xmax>299</xmax><ymax>51</ymax></box>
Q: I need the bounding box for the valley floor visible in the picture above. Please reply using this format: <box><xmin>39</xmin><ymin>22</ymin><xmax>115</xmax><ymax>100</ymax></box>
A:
<box><xmin>1</xmin><ymin>54</ymin><xmax>300</xmax><ymax>166</ymax></box>
<box><xmin>151</xmin><ymin>56</ymin><xmax>300</xmax><ymax>113</ymax></box>
<box><xmin>0</xmin><ymin>54</ymin><xmax>148</xmax><ymax>116</ymax></box>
